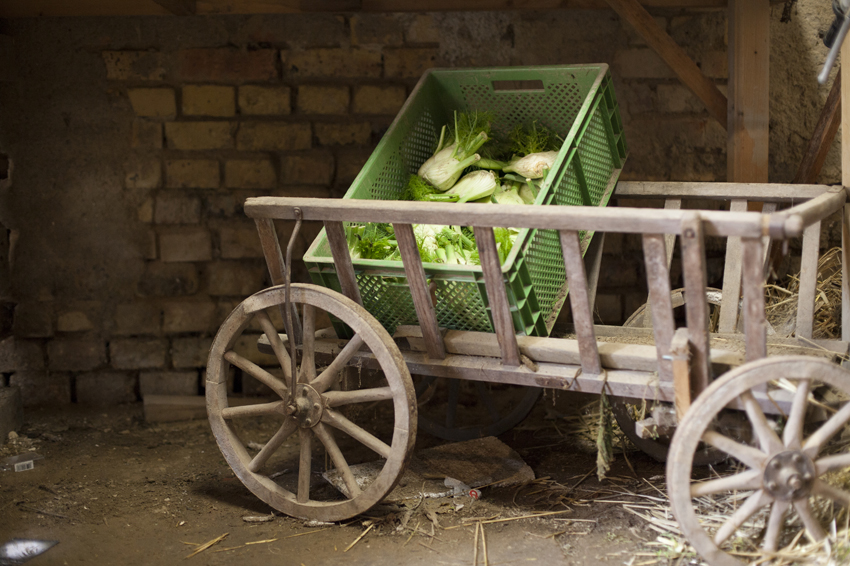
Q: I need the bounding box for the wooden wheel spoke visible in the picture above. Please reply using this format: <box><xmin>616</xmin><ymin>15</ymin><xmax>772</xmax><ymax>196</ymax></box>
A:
<box><xmin>221</xmin><ymin>401</ymin><xmax>286</xmax><ymax>420</ymax></box>
<box><xmin>702</xmin><ymin>430</ymin><xmax>768</xmax><ymax>470</ymax></box>
<box><xmin>224</xmin><ymin>350</ymin><xmax>288</xmax><ymax>398</ymax></box>
<box><xmin>712</xmin><ymin>490</ymin><xmax>772</xmax><ymax>546</ymax></box>
<box><xmin>690</xmin><ymin>469</ymin><xmax>762</xmax><ymax>497</ymax></box>
<box><xmin>812</xmin><ymin>479</ymin><xmax>850</xmax><ymax>505</ymax></box>
<box><xmin>741</xmin><ymin>391</ymin><xmax>784</xmax><ymax>454</ymax></box>
<box><xmin>299</xmin><ymin>304</ymin><xmax>316</xmax><ymax>384</ymax></box>
<box><xmin>248</xmin><ymin>418</ymin><xmax>298</xmax><ymax>473</ymax></box>
<box><xmin>475</xmin><ymin>382</ymin><xmax>500</xmax><ymax>424</ymax></box>
<box><xmin>255</xmin><ymin>309</ymin><xmax>292</xmax><ymax>386</ymax></box>
<box><xmin>763</xmin><ymin>499</ymin><xmax>790</xmax><ymax>553</ymax></box>
<box><xmin>446</xmin><ymin>379</ymin><xmax>460</xmax><ymax>428</ymax></box>
<box><xmin>323</xmin><ymin>387</ymin><xmax>393</xmax><ymax>408</ymax></box>
<box><xmin>297</xmin><ymin>429</ymin><xmax>311</xmax><ymax>504</ymax></box>
<box><xmin>815</xmin><ymin>452</ymin><xmax>850</xmax><ymax>476</ymax></box>
<box><xmin>313</xmin><ymin>423</ymin><xmax>362</xmax><ymax>498</ymax></box>
<box><xmin>803</xmin><ymin>402</ymin><xmax>850</xmax><ymax>458</ymax></box>
<box><xmin>782</xmin><ymin>379</ymin><xmax>811</xmax><ymax>449</ymax></box>
<box><xmin>793</xmin><ymin>499</ymin><xmax>827</xmax><ymax>542</ymax></box>
<box><xmin>310</xmin><ymin>334</ymin><xmax>365</xmax><ymax>394</ymax></box>
<box><xmin>322</xmin><ymin>409</ymin><xmax>392</xmax><ymax>459</ymax></box>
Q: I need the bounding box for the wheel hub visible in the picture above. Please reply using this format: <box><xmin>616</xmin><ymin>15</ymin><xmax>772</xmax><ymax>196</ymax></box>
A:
<box><xmin>763</xmin><ymin>450</ymin><xmax>816</xmax><ymax>500</ymax></box>
<box><xmin>287</xmin><ymin>384</ymin><xmax>323</xmax><ymax>428</ymax></box>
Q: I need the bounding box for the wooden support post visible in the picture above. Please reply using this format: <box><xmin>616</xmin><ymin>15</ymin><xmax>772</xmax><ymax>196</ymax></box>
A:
<box><xmin>393</xmin><ymin>223</ymin><xmax>446</xmax><ymax>360</ymax></box>
<box><xmin>680</xmin><ymin>213</ymin><xmax>711</xmax><ymax>395</ymax></box>
<box><xmin>603</xmin><ymin>0</ymin><xmax>727</xmax><ymax>128</ymax></box>
<box><xmin>642</xmin><ymin>233</ymin><xmax>675</xmax><ymax>383</ymax></box>
<box><xmin>474</xmin><ymin>226</ymin><xmax>521</xmax><ymax>367</ymax></box>
<box><xmin>717</xmin><ymin>199</ymin><xmax>747</xmax><ymax>333</ymax></box>
<box><xmin>842</xmin><ymin>38</ymin><xmax>850</xmax><ymax>341</ymax></box>
<box><xmin>324</xmin><ymin>221</ymin><xmax>363</xmax><ymax>306</ymax></box>
<box><xmin>795</xmin><ymin>221</ymin><xmax>821</xmax><ymax>340</ymax></box>
<box><xmin>794</xmin><ymin>69</ymin><xmax>842</xmax><ymax>184</ymax></box>
<box><xmin>727</xmin><ymin>0</ymin><xmax>770</xmax><ymax>183</ymax></box>
<box><xmin>255</xmin><ymin>218</ymin><xmax>286</xmax><ymax>285</ymax></box>
<box><xmin>663</xmin><ymin>199</ymin><xmax>681</xmax><ymax>270</ymax></box>
<box><xmin>669</xmin><ymin>328</ymin><xmax>691</xmax><ymax>420</ymax></box>
<box><xmin>742</xmin><ymin>237</ymin><xmax>767</xmax><ymax>362</ymax></box>
<box><xmin>583</xmin><ymin>232</ymin><xmax>605</xmax><ymax>315</ymax></box>
<box><xmin>560</xmin><ymin>230</ymin><xmax>602</xmax><ymax>376</ymax></box>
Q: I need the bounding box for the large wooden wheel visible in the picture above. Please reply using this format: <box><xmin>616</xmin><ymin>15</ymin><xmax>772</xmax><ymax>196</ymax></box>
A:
<box><xmin>206</xmin><ymin>284</ymin><xmax>417</xmax><ymax>522</ymax></box>
<box><xmin>414</xmin><ymin>376</ymin><xmax>541</xmax><ymax>441</ymax></box>
<box><xmin>668</xmin><ymin>356</ymin><xmax>850</xmax><ymax>566</ymax></box>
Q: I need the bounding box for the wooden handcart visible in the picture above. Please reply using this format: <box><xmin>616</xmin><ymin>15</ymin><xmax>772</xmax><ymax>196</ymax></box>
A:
<box><xmin>205</xmin><ymin>180</ymin><xmax>850</xmax><ymax>566</ymax></box>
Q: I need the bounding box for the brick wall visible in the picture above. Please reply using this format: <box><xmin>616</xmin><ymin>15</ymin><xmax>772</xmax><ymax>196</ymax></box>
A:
<box><xmin>0</xmin><ymin>7</ymin><xmax>838</xmax><ymax>406</ymax></box>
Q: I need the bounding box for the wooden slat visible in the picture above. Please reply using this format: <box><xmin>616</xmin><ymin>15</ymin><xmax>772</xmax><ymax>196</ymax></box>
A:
<box><xmin>559</xmin><ymin>230</ymin><xmax>601</xmax><ymax>375</ymax></box>
<box><xmin>761</xmin><ymin>201</ymin><xmax>777</xmax><ymax>277</ymax></box>
<box><xmin>680</xmin><ymin>212</ymin><xmax>710</xmax><ymax>394</ymax></box>
<box><xmin>583</xmin><ymin>232</ymin><xmax>605</xmax><ymax>314</ymax></box>
<box><xmin>794</xmin><ymin>69</ymin><xmax>842</xmax><ymax>185</ymax></box>
<box><xmin>615</xmin><ymin>181</ymin><xmax>833</xmax><ymax>201</ymax></box>
<box><xmin>393</xmin><ymin>223</ymin><xmax>446</xmax><ymax>360</ymax></box>
<box><xmin>151</xmin><ymin>0</ymin><xmax>195</xmax><ymax>14</ymax></box>
<box><xmin>663</xmin><ymin>199</ymin><xmax>681</xmax><ymax>269</ymax></box>
<box><xmin>474</xmin><ymin>226</ymin><xmax>520</xmax><ymax>367</ymax></box>
<box><xmin>795</xmin><ymin>221</ymin><xmax>821</xmax><ymax>340</ymax></box>
<box><xmin>603</xmin><ymin>0</ymin><xmax>727</xmax><ymax>127</ymax></box>
<box><xmin>718</xmin><ymin>199</ymin><xmax>747</xmax><ymax>333</ymax></box>
<box><xmin>727</xmin><ymin>0</ymin><xmax>770</xmax><ymax>183</ymax></box>
<box><xmin>255</xmin><ymin>218</ymin><xmax>286</xmax><ymax>285</ymax></box>
<box><xmin>742</xmin><ymin>237</ymin><xmax>767</xmax><ymax>361</ymax></box>
<box><xmin>669</xmin><ymin>328</ymin><xmax>691</xmax><ymax>419</ymax></box>
<box><xmin>144</xmin><ymin>395</ymin><xmax>272</xmax><ymax>423</ymax></box>
<box><xmin>323</xmin><ymin>221</ymin><xmax>363</xmax><ymax>306</ymax></box>
<box><xmin>642</xmin><ymin>233</ymin><xmax>675</xmax><ymax>382</ymax></box>
<box><xmin>246</xmin><ymin>197</ymin><xmax>775</xmax><ymax>239</ymax></box>
<box><xmin>842</xmin><ymin>205</ymin><xmax>850</xmax><ymax>341</ymax></box>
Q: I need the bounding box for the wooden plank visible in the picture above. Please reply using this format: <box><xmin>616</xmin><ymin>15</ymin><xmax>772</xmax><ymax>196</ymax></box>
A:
<box><xmin>255</xmin><ymin>218</ymin><xmax>286</xmax><ymax>285</ymax></box>
<box><xmin>669</xmin><ymin>328</ymin><xmax>691</xmax><ymax>419</ymax></box>
<box><xmin>616</xmin><ymin>181</ymin><xmax>833</xmax><ymax>201</ymax></box>
<box><xmin>642</xmin><ymin>233</ymin><xmax>676</xmax><ymax>382</ymax></box>
<box><xmin>727</xmin><ymin>0</ymin><xmax>770</xmax><ymax>183</ymax></box>
<box><xmin>717</xmin><ymin>199</ymin><xmax>747</xmax><ymax>333</ymax></box>
<box><xmin>742</xmin><ymin>237</ymin><xmax>767</xmax><ymax>361</ymax></box>
<box><xmin>559</xmin><ymin>230</ymin><xmax>601</xmax><ymax>375</ymax></box>
<box><xmin>680</xmin><ymin>212</ymin><xmax>711</xmax><ymax>394</ymax></box>
<box><xmin>323</xmin><ymin>221</ymin><xmax>363</xmax><ymax>306</ymax></box>
<box><xmin>583</xmin><ymin>232</ymin><xmax>605</xmax><ymax>314</ymax></box>
<box><xmin>0</xmin><ymin>0</ymin><xmax>171</xmax><ymax>17</ymax></box>
<box><xmin>663</xmin><ymin>199</ymin><xmax>681</xmax><ymax>269</ymax></box>
<box><xmin>603</xmin><ymin>0</ymin><xmax>726</xmax><ymax>127</ymax></box>
<box><xmin>393</xmin><ymin>223</ymin><xmax>446</xmax><ymax>360</ymax></box>
<box><xmin>474</xmin><ymin>226</ymin><xmax>520</xmax><ymax>367</ymax></box>
<box><xmin>795</xmin><ymin>221</ymin><xmax>821</xmax><ymax>340</ymax></box>
<box><xmin>773</xmin><ymin>188</ymin><xmax>847</xmax><ymax>237</ymax></box>
<box><xmin>842</xmin><ymin>205</ymin><xmax>850</xmax><ymax>341</ymax></box>
<box><xmin>246</xmin><ymin>197</ymin><xmax>773</xmax><ymax>238</ymax></box>
<box><xmin>144</xmin><ymin>394</ymin><xmax>272</xmax><ymax>423</ymax></box>
<box><xmin>761</xmin><ymin>201</ymin><xmax>777</xmax><ymax>277</ymax></box>
<box><xmin>794</xmin><ymin>69</ymin><xmax>842</xmax><ymax>185</ymax></box>
<box><xmin>151</xmin><ymin>0</ymin><xmax>195</xmax><ymax>14</ymax></box>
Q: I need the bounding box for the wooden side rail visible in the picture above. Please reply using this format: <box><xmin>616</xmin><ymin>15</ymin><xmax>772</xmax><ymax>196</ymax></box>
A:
<box><xmin>616</xmin><ymin>181</ymin><xmax>838</xmax><ymax>202</ymax></box>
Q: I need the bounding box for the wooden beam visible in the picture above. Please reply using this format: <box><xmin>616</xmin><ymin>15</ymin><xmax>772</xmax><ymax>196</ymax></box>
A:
<box><xmin>603</xmin><ymin>0</ymin><xmax>727</xmax><ymax>128</ymax></box>
<box><xmin>151</xmin><ymin>0</ymin><xmax>196</xmax><ymax>14</ymax></box>
<box><xmin>794</xmin><ymin>69</ymin><xmax>841</xmax><ymax>185</ymax></box>
<box><xmin>842</xmin><ymin>38</ymin><xmax>850</xmax><ymax>341</ymax></box>
<box><xmin>727</xmin><ymin>0</ymin><xmax>770</xmax><ymax>183</ymax></box>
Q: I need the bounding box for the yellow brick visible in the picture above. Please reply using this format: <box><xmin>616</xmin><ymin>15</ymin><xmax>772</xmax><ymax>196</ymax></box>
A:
<box><xmin>182</xmin><ymin>85</ymin><xmax>235</xmax><ymax>117</ymax></box>
<box><xmin>131</xmin><ymin>120</ymin><xmax>163</xmax><ymax>149</ymax></box>
<box><xmin>103</xmin><ymin>51</ymin><xmax>166</xmax><ymax>81</ymax></box>
<box><xmin>237</xmin><ymin>122</ymin><xmax>312</xmax><ymax>151</ymax></box>
<box><xmin>351</xmin><ymin>15</ymin><xmax>403</xmax><ymax>46</ymax></box>
<box><xmin>315</xmin><ymin>122</ymin><xmax>371</xmax><ymax>146</ymax></box>
<box><xmin>405</xmin><ymin>14</ymin><xmax>439</xmax><ymax>44</ymax></box>
<box><xmin>125</xmin><ymin>158</ymin><xmax>162</xmax><ymax>190</ymax></box>
<box><xmin>282</xmin><ymin>48</ymin><xmax>382</xmax><ymax>79</ymax></box>
<box><xmin>384</xmin><ymin>48</ymin><xmax>437</xmax><ymax>79</ymax></box>
<box><xmin>238</xmin><ymin>85</ymin><xmax>291</xmax><ymax>115</ymax></box>
<box><xmin>281</xmin><ymin>152</ymin><xmax>334</xmax><ymax>185</ymax></box>
<box><xmin>352</xmin><ymin>85</ymin><xmax>406</xmax><ymax>115</ymax></box>
<box><xmin>297</xmin><ymin>85</ymin><xmax>349</xmax><ymax>115</ymax></box>
<box><xmin>225</xmin><ymin>160</ymin><xmax>277</xmax><ymax>189</ymax></box>
<box><xmin>127</xmin><ymin>88</ymin><xmax>176</xmax><ymax>118</ymax></box>
<box><xmin>165</xmin><ymin>159</ymin><xmax>220</xmax><ymax>189</ymax></box>
<box><xmin>165</xmin><ymin>121</ymin><xmax>235</xmax><ymax>150</ymax></box>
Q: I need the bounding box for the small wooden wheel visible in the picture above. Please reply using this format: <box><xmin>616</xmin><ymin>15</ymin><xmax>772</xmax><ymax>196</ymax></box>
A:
<box><xmin>206</xmin><ymin>284</ymin><xmax>417</xmax><ymax>522</ymax></box>
<box><xmin>414</xmin><ymin>376</ymin><xmax>541</xmax><ymax>441</ymax></box>
<box><xmin>668</xmin><ymin>356</ymin><xmax>850</xmax><ymax>566</ymax></box>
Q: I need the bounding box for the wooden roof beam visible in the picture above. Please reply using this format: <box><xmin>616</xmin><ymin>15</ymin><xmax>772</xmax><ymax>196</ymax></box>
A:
<box><xmin>604</xmin><ymin>0</ymin><xmax>728</xmax><ymax>129</ymax></box>
<box><xmin>151</xmin><ymin>0</ymin><xmax>196</xmax><ymax>15</ymax></box>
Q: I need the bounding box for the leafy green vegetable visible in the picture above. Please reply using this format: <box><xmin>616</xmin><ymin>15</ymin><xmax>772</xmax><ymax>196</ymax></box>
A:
<box><xmin>403</xmin><ymin>174</ymin><xmax>459</xmax><ymax>202</ymax></box>
<box><xmin>418</xmin><ymin>111</ymin><xmax>490</xmax><ymax>192</ymax></box>
<box><xmin>445</xmin><ymin>170</ymin><xmax>499</xmax><ymax>203</ymax></box>
<box><xmin>509</xmin><ymin>121</ymin><xmax>559</xmax><ymax>156</ymax></box>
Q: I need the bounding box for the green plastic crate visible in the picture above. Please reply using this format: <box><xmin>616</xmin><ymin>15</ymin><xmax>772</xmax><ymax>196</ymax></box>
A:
<box><xmin>304</xmin><ymin>64</ymin><xmax>628</xmax><ymax>337</ymax></box>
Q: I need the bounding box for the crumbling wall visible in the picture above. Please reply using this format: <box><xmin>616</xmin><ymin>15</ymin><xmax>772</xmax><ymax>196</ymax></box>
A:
<box><xmin>0</xmin><ymin>3</ymin><xmax>839</xmax><ymax>406</ymax></box>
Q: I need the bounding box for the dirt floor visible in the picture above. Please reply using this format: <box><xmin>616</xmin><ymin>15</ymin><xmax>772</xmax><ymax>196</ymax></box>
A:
<box><xmin>0</xmin><ymin>394</ymin><xmax>675</xmax><ymax>566</ymax></box>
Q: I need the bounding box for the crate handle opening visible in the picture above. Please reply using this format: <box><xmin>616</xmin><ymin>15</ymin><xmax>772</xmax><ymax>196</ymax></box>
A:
<box><xmin>492</xmin><ymin>79</ymin><xmax>545</xmax><ymax>92</ymax></box>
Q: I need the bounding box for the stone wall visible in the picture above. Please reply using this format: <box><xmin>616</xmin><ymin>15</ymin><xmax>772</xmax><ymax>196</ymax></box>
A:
<box><xmin>0</xmin><ymin>3</ymin><xmax>839</xmax><ymax>406</ymax></box>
